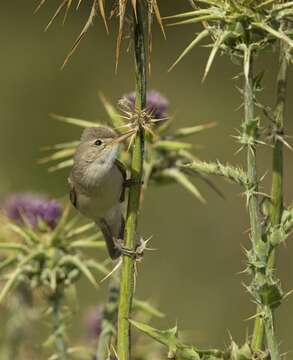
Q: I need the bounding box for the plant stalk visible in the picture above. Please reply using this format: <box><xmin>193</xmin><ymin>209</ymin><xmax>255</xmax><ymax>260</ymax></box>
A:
<box><xmin>96</xmin><ymin>276</ymin><xmax>120</xmax><ymax>360</ymax></box>
<box><xmin>117</xmin><ymin>2</ymin><xmax>147</xmax><ymax>360</ymax></box>
<box><xmin>242</xmin><ymin>55</ymin><xmax>264</xmax><ymax>352</ymax></box>
<box><xmin>264</xmin><ymin>38</ymin><xmax>289</xmax><ymax>360</ymax></box>
<box><xmin>51</xmin><ymin>291</ymin><xmax>67</xmax><ymax>360</ymax></box>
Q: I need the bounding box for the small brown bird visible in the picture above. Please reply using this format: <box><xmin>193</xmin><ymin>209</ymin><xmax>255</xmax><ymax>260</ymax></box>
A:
<box><xmin>68</xmin><ymin>126</ymin><xmax>132</xmax><ymax>259</ymax></box>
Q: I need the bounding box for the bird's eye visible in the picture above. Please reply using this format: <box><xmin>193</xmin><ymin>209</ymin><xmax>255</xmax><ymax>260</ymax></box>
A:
<box><xmin>94</xmin><ymin>139</ymin><xmax>103</xmax><ymax>146</ymax></box>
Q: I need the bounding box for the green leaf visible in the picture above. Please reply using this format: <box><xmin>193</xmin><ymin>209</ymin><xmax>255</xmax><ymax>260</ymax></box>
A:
<box><xmin>168</xmin><ymin>29</ymin><xmax>209</xmax><ymax>71</ymax></box>
<box><xmin>259</xmin><ymin>283</ymin><xmax>283</xmax><ymax>308</ymax></box>
<box><xmin>231</xmin><ymin>341</ymin><xmax>252</xmax><ymax>360</ymax></box>
<box><xmin>168</xmin><ymin>14</ymin><xmax>222</xmax><ymax>27</ymax></box>
<box><xmin>0</xmin><ymin>267</ymin><xmax>23</xmax><ymax>303</ymax></box>
<box><xmin>41</xmin><ymin>141</ymin><xmax>80</xmax><ymax>151</ymax></box>
<box><xmin>66</xmin><ymin>222</ymin><xmax>97</xmax><ymax>238</ymax></box>
<box><xmin>38</xmin><ymin>148</ymin><xmax>76</xmax><ymax>164</ymax></box>
<box><xmin>69</xmin><ymin>239</ymin><xmax>105</xmax><ymax>250</ymax></box>
<box><xmin>99</xmin><ymin>93</ymin><xmax>125</xmax><ymax>130</ymax></box>
<box><xmin>160</xmin><ymin>168</ymin><xmax>206</xmax><ymax>203</ymax></box>
<box><xmin>48</xmin><ymin>159</ymin><xmax>74</xmax><ymax>172</ymax></box>
<box><xmin>133</xmin><ymin>298</ymin><xmax>165</xmax><ymax>318</ymax></box>
<box><xmin>51</xmin><ymin>113</ymin><xmax>101</xmax><ymax>128</ymax></box>
<box><xmin>130</xmin><ymin>319</ymin><xmax>178</xmax><ymax>351</ymax></box>
<box><xmin>203</xmin><ymin>31</ymin><xmax>230</xmax><ymax>82</ymax></box>
<box><xmin>6</xmin><ymin>223</ymin><xmax>36</xmax><ymax>245</ymax></box>
<box><xmin>129</xmin><ymin>320</ymin><xmax>202</xmax><ymax>360</ymax></box>
<box><xmin>171</xmin><ymin>122</ymin><xmax>216</xmax><ymax>138</ymax></box>
<box><xmin>0</xmin><ymin>256</ymin><xmax>17</xmax><ymax>272</ymax></box>
<box><xmin>253</xmin><ymin>22</ymin><xmax>293</xmax><ymax>49</ymax></box>
<box><xmin>59</xmin><ymin>255</ymin><xmax>98</xmax><ymax>288</ymax></box>
<box><xmin>163</xmin><ymin>9</ymin><xmax>212</xmax><ymax>20</ymax></box>
<box><xmin>0</xmin><ymin>242</ymin><xmax>29</xmax><ymax>253</ymax></box>
<box><xmin>153</xmin><ymin>140</ymin><xmax>193</xmax><ymax>151</ymax></box>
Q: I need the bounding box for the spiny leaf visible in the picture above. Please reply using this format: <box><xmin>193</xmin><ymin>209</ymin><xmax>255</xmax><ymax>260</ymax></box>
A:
<box><xmin>0</xmin><ymin>256</ymin><xmax>17</xmax><ymax>272</ymax></box>
<box><xmin>163</xmin><ymin>9</ymin><xmax>212</xmax><ymax>20</ymax></box>
<box><xmin>51</xmin><ymin>113</ymin><xmax>100</xmax><ymax>128</ymax></box>
<box><xmin>116</xmin><ymin>0</ymin><xmax>127</xmax><ymax>72</ymax></box>
<box><xmin>38</xmin><ymin>148</ymin><xmax>76</xmax><ymax>164</ymax></box>
<box><xmin>6</xmin><ymin>223</ymin><xmax>36</xmax><ymax>245</ymax></box>
<box><xmin>133</xmin><ymin>299</ymin><xmax>165</xmax><ymax>318</ymax></box>
<box><xmin>99</xmin><ymin>92</ymin><xmax>125</xmax><ymax>130</ymax></box>
<box><xmin>168</xmin><ymin>29</ymin><xmax>209</xmax><ymax>71</ymax></box>
<box><xmin>45</xmin><ymin>0</ymin><xmax>67</xmax><ymax>31</ymax></box>
<box><xmin>0</xmin><ymin>242</ymin><xmax>29</xmax><ymax>253</ymax></box>
<box><xmin>130</xmin><ymin>319</ymin><xmax>178</xmax><ymax>349</ymax></box>
<box><xmin>0</xmin><ymin>268</ymin><xmax>23</xmax><ymax>304</ymax></box>
<box><xmin>253</xmin><ymin>22</ymin><xmax>293</xmax><ymax>49</ymax></box>
<box><xmin>203</xmin><ymin>31</ymin><xmax>229</xmax><ymax>82</ymax></box>
<box><xmin>69</xmin><ymin>240</ymin><xmax>105</xmax><ymax>249</ymax></box>
<box><xmin>153</xmin><ymin>141</ymin><xmax>193</xmax><ymax>151</ymax></box>
<box><xmin>168</xmin><ymin>14</ymin><xmax>222</xmax><ymax>27</ymax></box>
<box><xmin>243</xmin><ymin>45</ymin><xmax>251</xmax><ymax>82</ymax></box>
<box><xmin>34</xmin><ymin>0</ymin><xmax>49</xmax><ymax>14</ymax></box>
<box><xmin>86</xmin><ymin>259</ymin><xmax>109</xmax><ymax>276</ymax></box>
<box><xmin>60</xmin><ymin>255</ymin><xmax>98</xmax><ymax>288</ymax></box>
<box><xmin>42</xmin><ymin>141</ymin><xmax>80</xmax><ymax>151</ymax></box>
<box><xmin>151</xmin><ymin>0</ymin><xmax>166</xmax><ymax>39</ymax></box>
<box><xmin>62</xmin><ymin>0</ymin><xmax>98</xmax><ymax>68</ymax></box>
<box><xmin>66</xmin><ymin>222</ymin><xmax>96</xmax><ymax>238</ymax></box>
<box><xmin>49</xmin><ymin>204</ymin><xmax>71</xmax><ymax>244</ymax></box>
<box><xmin>48</xmin><ymin>159</ymin><xmax>74</xmax><ymax>172</ymax></box>
<box><xmin>159</xmin><ymin>168</ymin><xmax>206</xmax><ymax>203</ymax></box>
<box><xmin>171</xmin><ymin>122</ymin><xmax>216</xmax><ymax>138</ymax></box>
<box><xmin>98</xmin><ymin>0</ymin><xmax>108</xmax><ymax>33</ymax></box>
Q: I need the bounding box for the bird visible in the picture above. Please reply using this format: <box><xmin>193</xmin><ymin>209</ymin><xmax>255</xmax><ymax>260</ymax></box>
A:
<box><xmin>68</xmin><ymin>126</ymin><xmax>133</xmax><ymax>259</ymax></box>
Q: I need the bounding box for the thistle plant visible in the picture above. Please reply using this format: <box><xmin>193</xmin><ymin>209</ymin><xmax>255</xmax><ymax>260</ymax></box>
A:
<box><xmin>2</xmin><ymin>1</ymin><xmax>293</xmax><ymax>359</ymax></box>
<box><xmin>128</xmin><ymin>1</ymin><xmax>293</xmax><ymax>359</ymax></box>
<box><xmin>0</xmin><ymin>194</ymin><xmax>108</xmax><ymax>359</ymax></box>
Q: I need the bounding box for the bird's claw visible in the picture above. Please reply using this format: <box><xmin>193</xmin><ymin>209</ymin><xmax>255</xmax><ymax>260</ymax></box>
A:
<box><xmin>113</xmin><ymin>237</ymin><xmax>148</xmax><ymax>261</ymax></box>
<box><xmin>124</xmin><ymin>179</ymin><xmax>144</xmax><ymax>188</ymax></box>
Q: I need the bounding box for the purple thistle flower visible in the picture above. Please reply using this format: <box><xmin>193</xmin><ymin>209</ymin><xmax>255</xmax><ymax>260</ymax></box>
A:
<box><xmin>84</xmin><ymin>305</ymin><xmax>104</xmax><ymax>341</ymax></box>
<box><xmin>121</xmin><ymin>89</ymin><xmax>169</xmax><ymax>120</ymax></box>
<box><xmin>5</xmin><ymin>194</ymin><xmax>62</xmax><ymax>229</ymax></box>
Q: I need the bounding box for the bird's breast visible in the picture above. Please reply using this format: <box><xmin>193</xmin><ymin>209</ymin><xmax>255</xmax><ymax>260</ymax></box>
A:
<box><xmin>75</xmin><ymin>163</ymin><xmax>124</xmax><ymax>221</ymax></box>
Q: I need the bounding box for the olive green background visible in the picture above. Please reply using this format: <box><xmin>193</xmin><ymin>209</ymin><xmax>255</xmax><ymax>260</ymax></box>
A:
<box><xmin>1</xmin><ymin>0</ymin><xmax>293</xmax><ymax>356</ymax></box>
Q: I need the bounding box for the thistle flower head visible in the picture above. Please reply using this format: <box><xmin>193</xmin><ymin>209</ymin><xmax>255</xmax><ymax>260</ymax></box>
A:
<box><xmin>84</xmin><ymin>305</ymin><xmax>104</xmax><ymax>341</ymax></box>
<box><xmin>121</xmin><ymin>90</ymin><xmax>169</xmax><ymax>120</ymax></box>
<box><xmin>5</xmin><ymin>194</ymin><xmax>62</xmax><ymax>229</ymax></box>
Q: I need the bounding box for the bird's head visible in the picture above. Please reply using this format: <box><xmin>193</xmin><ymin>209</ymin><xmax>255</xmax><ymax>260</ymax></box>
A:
<box><xmin>74</xmin><ymin>126</ymin><xmax>132</xmax><ymax>167</ymax></box>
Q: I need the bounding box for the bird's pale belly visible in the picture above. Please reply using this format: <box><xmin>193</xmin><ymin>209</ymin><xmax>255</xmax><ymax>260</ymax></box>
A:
<box><xmin>76</xmin><ymin>165</ymin><xmax>123</xmax><ymax>221</ymax></box>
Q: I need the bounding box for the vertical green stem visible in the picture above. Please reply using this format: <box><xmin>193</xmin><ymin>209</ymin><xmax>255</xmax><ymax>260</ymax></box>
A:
<box><xmin>51</xmin><ymin>291</ymin><xmax>67</xmax><ymax>360</ymax></box>
<box><xmin>264</xmin><ymin>39</ymin><xmax>288</xmax><ymax>360</ymax></box>
<box><xmin>117</xmin><ymin>2</ymin><xmax>147</xmax><ymax>360</ymax></box>
<box><xmin>96</xmin><ymin>276</ymin><xmax>120</xmax><ymax>360</ymax></box>
<box><xmin>242</xmin><ymin>55</ymin><xmax>264</xmax><ymax>352</ymax></box>
<box><xmin>270</xmin><ymin>39</ymin><xmax>288</xmax><ymax>238</ymax></box>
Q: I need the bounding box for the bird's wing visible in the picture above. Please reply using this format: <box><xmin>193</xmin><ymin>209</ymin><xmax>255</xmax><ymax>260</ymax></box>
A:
<box><xmin>68</xmin><ymin>177</ymin><xmax>77</xmax><ymax>208</ymax></box>
<box><xmin>114</xmin><ymin>159</ymin><xmax>127</xmax><ymax>203</ymax></box>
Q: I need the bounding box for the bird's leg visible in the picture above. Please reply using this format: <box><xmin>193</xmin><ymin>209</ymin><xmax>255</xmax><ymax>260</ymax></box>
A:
<box><xmin>113</xmin><ymin>235</ymin><xmax>148</xmax><ymax>261</ymax></box>
<box><xmin>123</xmin><ymin>179</ymin><xmax>144</xmax><ymax>188</ymax></box>
<box><xmin>99</xmin><ymin>219</ymin><xmax>122</xmax><ymax>260</ymax></box>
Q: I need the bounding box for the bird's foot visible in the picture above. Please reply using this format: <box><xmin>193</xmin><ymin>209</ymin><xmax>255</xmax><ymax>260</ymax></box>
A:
<box><xmin>113</xmin><ymin>237</ymin><xmax>152</xmax><ymax>261</ymax></box>
<box><xmin>124</xmin><ymin>178</ymin><xmax>144</xmax><ymax>188</ymax></box>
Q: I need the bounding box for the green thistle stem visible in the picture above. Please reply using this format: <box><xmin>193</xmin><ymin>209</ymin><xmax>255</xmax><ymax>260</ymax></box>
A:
<box><xmin>96</xmin><ymin>276</ymin><xmax>120</xmax><ymax>360</ymax></box>
<box><xmin>117</xmin><ymin>2</ymin><xmax>147</xmax><ymax>360</ymax></box>
<box><xmin>242</xmin><ymin>55</ymin><xmax>264</xmax><ymax>352</ymax></box>
<box><xmin>264</xmin><ymin>39</ymin><xmax>289</xmax><ymax>360</ymax></box>
<box><xmin>51</xmin><ymin>290</ymin><xmax>67</xmax><ymax>360</ymax></box>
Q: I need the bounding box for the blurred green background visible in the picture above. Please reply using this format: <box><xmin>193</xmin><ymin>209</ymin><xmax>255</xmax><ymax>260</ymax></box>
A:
<box><xmin>1</xmin><ymin>0</ymin><xmax>293</xmax><ymax>356</ymax></box>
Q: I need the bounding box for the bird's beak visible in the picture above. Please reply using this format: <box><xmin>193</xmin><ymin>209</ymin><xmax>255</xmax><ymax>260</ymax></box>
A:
<box><xmin>114</xmin><ymin>130</ymin><xmax>136</xmax><ymax>144</ymax></box>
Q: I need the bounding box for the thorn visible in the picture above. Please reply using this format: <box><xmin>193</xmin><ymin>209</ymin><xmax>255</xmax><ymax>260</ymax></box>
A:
<box><xmin>100</xmin><ymin>257</ymin><xmax>122</xmax><ymax>283</ymax></box>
